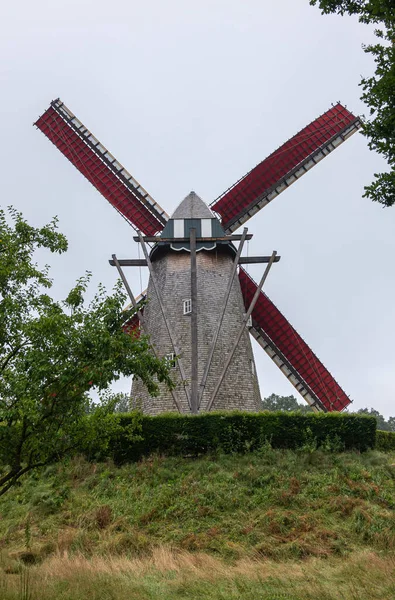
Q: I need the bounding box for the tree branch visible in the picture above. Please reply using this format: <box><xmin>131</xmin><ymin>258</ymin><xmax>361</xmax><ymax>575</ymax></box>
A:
<box><xmin>0</xmin><ymin>344</ymin><xmax>23</xmax><ymax>372</ymax></box>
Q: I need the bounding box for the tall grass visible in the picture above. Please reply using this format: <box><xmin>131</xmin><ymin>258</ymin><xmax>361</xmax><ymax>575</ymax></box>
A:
<box><xmin>0</xmin><ymin>548</ymin><xmax>394</xmax><ymax>599</ymax></box>
<box><xmin>0</xmin><ymin>448</ymin><xmax>394</xmax><ymax>598</ymax></box>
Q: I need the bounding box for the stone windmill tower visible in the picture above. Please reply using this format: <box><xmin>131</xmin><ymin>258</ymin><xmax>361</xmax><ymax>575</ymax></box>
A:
<box><xmin>35</xmin><ymin>98</ymin><xmax>361</xmax><ymax>414</ymax></box>
<box><xmin>131</xmin><ymin>191</ymin><xmax>262</xmax><ymax>414</ymax></box>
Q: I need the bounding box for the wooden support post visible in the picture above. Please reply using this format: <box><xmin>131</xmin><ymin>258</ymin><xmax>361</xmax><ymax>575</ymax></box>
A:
<box><xmin>206</xmin><ymin>251</ymin><xmax>277</xmax><ymax>412</ymax></box>
<box><xmin>137</xmin><ymin>231</ymin><xmax>191</xmax><ymax>409</ymax></box>
<box><xmin>190</xmin><ymin>228</ymin><xmax>198</xmax><ymax>414</ymax></box>
<box><xmin>112</xmin><ymin>254</ymin><xmax>146</xmax><ymax>326</ymax></box>
<box><xmin>198</xmin><ymin>227</ymin><xmax>248</xmax><ymax>409</ymax></box>
<box><xmin>112</xmin><ymin>254</ymin><xmax>183</xmax><ymax>414</ymax></box>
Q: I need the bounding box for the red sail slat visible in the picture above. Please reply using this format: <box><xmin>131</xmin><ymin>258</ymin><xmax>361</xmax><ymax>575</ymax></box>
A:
<box><xmin>212</xmin><ymin>104</ymin><xmax>361</xmax><ymax>232</ymax></box>
<box><xmin>123</xmin><ymin>313</ymin><xmax>141</xmax><ymax>337</ymax></box>
<box><xmin>35</xmin><ymin>104</ymin><xmax>167</xmax><ymax>235</ymax></box>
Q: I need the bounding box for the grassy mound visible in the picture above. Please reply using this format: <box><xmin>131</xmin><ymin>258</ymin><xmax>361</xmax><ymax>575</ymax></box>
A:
<box><xmin>0</xmin><ymin>448</ymin><xmax>395</xmax><ymax>599</ymax></box>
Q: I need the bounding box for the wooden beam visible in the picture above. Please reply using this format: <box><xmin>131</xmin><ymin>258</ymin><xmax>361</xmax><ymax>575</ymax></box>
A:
<box><xmin>206</xmin><ymin>251</ymin><xmax>277</xmax><ymax>412</ymax></box>
<box><xmin>133</xmin><ymin>234</ymin><xmax>253</xmax><ymax>243</ymax></box>
<box><xmin>137</xmin><ymin>231</ymin><xmax>191</xmax><ymax>409</ymax></box>
<box><xmin>111</xmin><ymin>254</ymin><xmax>146</xmax><ymax>326</ymax></box>
<box><xmin>190</xmin><ymin>228</ymin><xmax>198</xmax><ymax>414</ymax></box>
<box><xmin>198</xmin><ymin>227</ymin><xmax>249</xmax><ymax>410</ymax></box>
<box><xmin>111</xmin><ymin>254</ymin><xmax>183</xmax><ymax>414</ymax></box>
<box><xmin>109</xmin><ymin>259</ymin><xmax>147</xmax><ymax>267</ymax></box>
<box><xmin>109</xmin><ymin>256</ymin><xmax>281</xmax><ymax>267</ymax></box>
<box><xmin>238</xmin><ymin>256</ymin><xmax>281</xmax><ymax>264</ymax></box>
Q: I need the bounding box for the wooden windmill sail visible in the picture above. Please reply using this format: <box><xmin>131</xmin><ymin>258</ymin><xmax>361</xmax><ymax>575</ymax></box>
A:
<box><xmin>34</xmin><ymin>99</ymin><xmax>361</xmax><ymax>413</ymax></box>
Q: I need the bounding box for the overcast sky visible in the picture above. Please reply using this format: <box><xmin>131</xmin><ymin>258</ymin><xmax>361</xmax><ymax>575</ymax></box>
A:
<box><xmin>1</xmin><ymin>0</ymin><xmax>394</xmax><ymax>416</ymax></box>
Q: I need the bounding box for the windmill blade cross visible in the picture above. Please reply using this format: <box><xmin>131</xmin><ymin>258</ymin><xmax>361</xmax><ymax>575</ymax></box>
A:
<box><xmin>34</xmin><ymin>98</ymin><xmax>356</xmax><ymax>415</ymax></box>
<box><xmin>212</xmin><ymin>103</ymin><xmax>362</xmax><ymax>232</ymax></box>
<box><xmin>34</xmin><ymin>99</ymin><xmax>169</xmax><ymax>236</ymax></box>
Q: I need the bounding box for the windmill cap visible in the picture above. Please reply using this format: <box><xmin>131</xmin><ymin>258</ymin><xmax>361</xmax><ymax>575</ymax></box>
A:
<box><xmin>171</xmin><ymin>191</ymin><xmax>215</xmax><ymax>220</ymax></box>
<box><xmin>150</xmin><ymin>190</ymin><xmax>235</xmax><ymax>259</ymax></box>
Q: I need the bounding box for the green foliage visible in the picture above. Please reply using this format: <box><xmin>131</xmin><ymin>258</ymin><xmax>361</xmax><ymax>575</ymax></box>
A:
<box><xmin>104</xmin><ymin>411</ymin><xmax>376</xmax><ymax>463</ymax></box>
<box><xmin>0</xmin><ymin>208</ymin><xmax>171</xmax><ymax>496</ymax></box>
<box><xmin>264</xmin><ymin>394</ymin><xmax>395</xmax><ymax>432</ymax></box>
<box><xmin>262</xmin><ymin>393</ymin><xmax>313</xmax><ymax>412</ymax></box>
<box><xmin>357</xmin><ymin>406</ymin><xmax>395</xmax><ymax>431</ymax></box>
<box><xmin>111</xmin><ymin>392</ymin><xmax>131</xmax><ymax>414</ymax></box>
<box><xmin>310</xmin><ymin>0</ymin><xmax>395</xmax><ymax>206</ymax></box>
<box><xmin>82</xmin><ymin>398</ymin><xmax>143</xmax><ymax>461</ymax></box>
<box><xmin>376</xmin><ymin>429</ymin><xmax>395</xmax><ymax>451</ymax></box>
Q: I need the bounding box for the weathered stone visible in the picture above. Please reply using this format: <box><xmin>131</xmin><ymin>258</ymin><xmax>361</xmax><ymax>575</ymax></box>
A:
<box><xmin>131</xmin><ymin>193</ymin><xmax>261</xmax><ymax>414</ymax></box>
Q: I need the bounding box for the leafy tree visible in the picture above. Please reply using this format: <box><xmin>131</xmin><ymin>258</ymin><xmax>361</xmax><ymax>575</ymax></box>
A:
<box><xmin>310</xmin><ymin>0</ymin><xmax>395</xmax><ymax>206</ymax></box>
<box><xmin>388</xmin><ymin>416</ymin><xmax>395</xmax><ymax>431</ymax></box>
<box><xmin>111</xmin><ymin>392</ymin><xmax>132</xmax><ymax>414</ymax></box>
<box><xmin>0</xmin><ymin>208</ymin><xmax>171</xmax><ymax>496</ymax></box>
<box><xmin>357</xmin><ymin>407</ymin><xmax>395</xmax><ymax>431</ymax></box>
<box><xmin>262</xmin><ymin>393</ymin><xmax>313</xmax><ymax>413</ymax></box>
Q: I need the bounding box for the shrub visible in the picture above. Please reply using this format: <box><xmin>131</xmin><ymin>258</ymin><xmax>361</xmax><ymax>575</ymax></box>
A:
<box><xmin>100</xmin><ymin>411</ymin><xmax>376</xmax><ymax>464</ymax></box>
<box><xmin>376</xmin><ymin>430</ymin><xmax>395</xmax><ymax>452</ymax></box>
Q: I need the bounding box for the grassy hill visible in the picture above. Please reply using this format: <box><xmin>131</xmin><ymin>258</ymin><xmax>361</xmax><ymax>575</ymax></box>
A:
<box><xmin>1</xmin><ymin>447</ymin><xmax>395</xmax><ymax>599</ymax></box>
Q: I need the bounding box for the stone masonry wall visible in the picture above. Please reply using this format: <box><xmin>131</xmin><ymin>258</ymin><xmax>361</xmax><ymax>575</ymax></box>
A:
<box><xmin>131</xmin><ymin>247</ymin><xmax>261</xmax><ymax>414</ymax></box>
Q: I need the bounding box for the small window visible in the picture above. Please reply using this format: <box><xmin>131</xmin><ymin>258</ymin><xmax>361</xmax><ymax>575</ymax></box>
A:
<box><xmin>244</xmin><ymin>313</ymin><xmax>252</xmax><ymax>328</ymax></box>
<box><xmin>165</xmin><ymin>353</ymin><xmax>176</xmax><ymax>368</ymax></box>
<box><xmin>174</xmin><ymin>219</ymin><xmax>184</xmax><ymax>238</ymax></box>
<box><xmin>201</xmin><ymin>218</ymin><xmax>212</xmax><ymax>237</ymax></box>
<box><xmin>251</xmin><ymin>360</ymin><xmax>255</xmax><ymax>376</ymax></box>
<box><xmin>183</xmin><ymin>299</ymin><xmax>192</xmax><ymax>315</ymax></box>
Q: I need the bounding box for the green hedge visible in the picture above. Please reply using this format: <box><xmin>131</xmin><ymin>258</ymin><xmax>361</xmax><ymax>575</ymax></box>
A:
<box><xmin>376</xmin><ymin>430</ymin><xmax>395</xmax><ymax>452</ymax></box>
<box><xmin>106</xmin><ymin>411</ymin><xmax>376</xmax><ymax>464</ymax></box>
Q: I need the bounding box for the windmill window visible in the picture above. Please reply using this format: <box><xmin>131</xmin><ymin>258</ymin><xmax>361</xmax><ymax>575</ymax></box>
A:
<box><xmin>201</xmin><ymin>219</ymin><xmax>212</xmax><ymax>237</ymax></box>
<box><xmin>165</xmin><ymin>353</ymin><xmax>176</xmax><ymax>368</ymax></box>
<box><xmin>183</xmin><ymin>299</ymin><xmax>192</xmax><ymax>315</ymax></box>
<box><xmin>251</xmin><ymin>360</ymin><xmax>255</xmax><ymax>376</ymax></box>
<box><xmin>174</xmin><ymin>219</ymin><xmax>184</xmax><ymax>238</ymax></box>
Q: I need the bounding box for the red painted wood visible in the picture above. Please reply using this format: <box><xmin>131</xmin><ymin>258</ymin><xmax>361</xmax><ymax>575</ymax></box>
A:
<box><xmin>122</xmin><ymin>312</ymin><xmax>141</xmax><ymax>337</ymax></box>
<box><xmin>239</xmin><ymin>267</ymin><xmax>351</xmax><ymax>411</ymax></box>
<box><xmin>35</xmin><ymin>107</ymin><xmax>164</xmax><ymax>236</ymax></box>
<box><xmin>213</xmin><ymin>104</ymin><xmax>357</xmax><ymax>229</ymax></box>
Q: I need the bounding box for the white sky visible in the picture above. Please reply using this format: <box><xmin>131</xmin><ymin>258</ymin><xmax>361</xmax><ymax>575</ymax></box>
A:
<box><xmin>1</xmin><ymin>0</ymin><xmax>394</xmax><ymax>416</ymax></box>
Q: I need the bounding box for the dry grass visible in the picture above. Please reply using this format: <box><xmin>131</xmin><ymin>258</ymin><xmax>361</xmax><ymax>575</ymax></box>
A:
<box><xmin>38</xmin><ymin>546</ymin><xmax>271</xmax><ymax>579</ymax></box>
<box><xmin>1</xmin><ymin>546</ymin><xmax>394</xmax><ymax>600</ymax></box>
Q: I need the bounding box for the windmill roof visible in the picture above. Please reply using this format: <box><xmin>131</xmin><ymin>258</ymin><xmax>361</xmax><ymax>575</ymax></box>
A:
<box><xmin>171</xmin><ymin>191</ymin><xmax>214</xmax><ymax>219</ymax></box>
<box><xmin>150</xmin><ymin>191</ymin><xmax>235</xmax><ymax>260</ymax></box>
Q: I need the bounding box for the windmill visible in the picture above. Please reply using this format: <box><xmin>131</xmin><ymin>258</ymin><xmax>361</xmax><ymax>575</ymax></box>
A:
<box><xmin>34</xmin><ymin>99</ymin><xmax>361</xmax><ymax>415</ymax></box>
